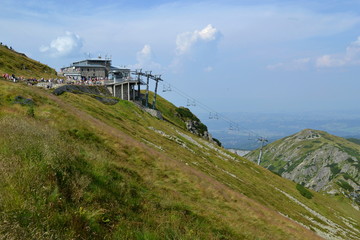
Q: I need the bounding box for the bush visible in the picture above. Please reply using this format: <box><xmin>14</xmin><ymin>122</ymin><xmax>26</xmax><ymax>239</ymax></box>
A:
<box><xmin>175</xmin><ymin>107</ymin><xmax>199</xmax><ymax>122</ymax></box>
<box><xmin>296</xmin><ymin>183</ymin><xmax>313</xmax><ymax>199</ymax></box>
<box><xmin>212</xmin><ymin>138</ymin><xmax>222</xmax><ymax>147</ymax></box>
<box><xmin>337</xmin><ymin>180</ymin><xmax>354</xmax><ymax>192</ymax></box>
<box><xmin>327</xmin><ymin>163</ymin><xmax>341</xmax><ymax>177</ymax></box>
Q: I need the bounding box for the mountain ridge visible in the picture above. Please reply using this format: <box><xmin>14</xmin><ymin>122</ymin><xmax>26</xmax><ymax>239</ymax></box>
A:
<box><xmin>246</xmin><ymin>129</ymin><xmax>360</xmax><ymax>199</ymax></box>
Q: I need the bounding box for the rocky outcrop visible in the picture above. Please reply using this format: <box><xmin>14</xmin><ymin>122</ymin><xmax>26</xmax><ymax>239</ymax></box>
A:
<box><xmin>175</xmin><ymin>107</ymin><xmax>221</xmax><ymax>146</ymax></box>
<box><xmin>53</xmin><ymin>85</ymin><xmax>112</xmax><ymax>96</ymax></box>
<box><xmin>245</xmin><ymin>129</ymin><xmax>360</xmax><ymax>201</ymax></box>
<box><xmin>53</xmin><ymin>85</ymin><xmax>119</xmax><ymax>105</ymax></box>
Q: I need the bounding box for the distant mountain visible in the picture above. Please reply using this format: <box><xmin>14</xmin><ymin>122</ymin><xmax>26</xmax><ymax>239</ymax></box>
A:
<box><xmin>246</xmin><ymin>129</ymin><xmax>360</xmax><ymax>198</ymax></box>
<box><xmin>201</xmin><ymin>111</ymin><xmax>360</xmax><ymax>150</ymax></box>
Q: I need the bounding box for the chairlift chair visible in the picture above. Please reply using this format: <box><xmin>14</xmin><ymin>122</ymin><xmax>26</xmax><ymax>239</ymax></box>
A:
<box><xmin>186</xmin><ymin>99</ymin><xmax>196</xmax><ymax>106</ymax></box>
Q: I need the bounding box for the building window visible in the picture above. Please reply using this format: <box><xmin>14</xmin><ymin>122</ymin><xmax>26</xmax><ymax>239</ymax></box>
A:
<box><xmin>87</xmin><ymin>68</ymin><xmax>89</xmax><ymax>71</ymax></box>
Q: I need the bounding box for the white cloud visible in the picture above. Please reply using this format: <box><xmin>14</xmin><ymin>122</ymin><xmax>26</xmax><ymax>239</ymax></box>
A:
<box><xmin>266</xmin><ymin>62</ymin><xmax>284</xmax><ymax>71</ymax></box>
<box><xmin>267</xmin><ymin>58</ymin><xmax>310</xmax><ymax>71</ymax></box>
<box><xmin>40</xmin><ymin>31</ymin><xmax>83</xmax><ymax>57</ymax></box>
<box><xmin>204</xmin><ymin>66</ymin><xmax>213</xmax><ymax>72</ymax></box>
<box><xmin>198</xmin><ymin>24</ymin><xmax>218</xmax><ymax>41</ymax></box>
<box><xmin>315</xmin><ymin>55</ymin><xmax>345</xmax><ymax>68</ymax></box>
<box><xmin>176</xmin><ymin>24</ymin><xmax>220</xmax><ymax>55</ymax></box>
<box><xmin>132</xmin><ymin>44</ymin><xmax>161</xmax><ymax>70</ymax></box>
<box><xmin>268</xmin><ymin>36</ymin><xmax>360</xmax><ymax>70</ymax></box>
<box><xmin>137</xmin><ymin>44</ymin><xmax>152</xmax><ymax>63</ymax></box>
<box><xmin>316</xmin><ymin>37</ymin><xmax>360</xmax><ymax>68</ymax></box>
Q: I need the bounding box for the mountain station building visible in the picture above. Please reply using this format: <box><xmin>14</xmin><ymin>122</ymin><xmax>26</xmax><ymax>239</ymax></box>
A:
<box><xmin>60</xmin><ymin>57</ymin><xmax>144</xmax><ymax>101</ymax></box>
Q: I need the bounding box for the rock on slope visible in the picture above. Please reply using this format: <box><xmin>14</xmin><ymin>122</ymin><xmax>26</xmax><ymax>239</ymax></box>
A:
<box><xmin>246</xmin><ymin>129</ymin><xmax>360</xmax><ymax>197</ymax></box>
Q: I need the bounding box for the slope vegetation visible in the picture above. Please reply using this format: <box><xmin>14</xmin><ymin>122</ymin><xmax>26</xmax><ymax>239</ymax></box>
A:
<box><xmin>0</xmin><ymin>81</ymin><xmax>360</xmax><ymax>239</ymax></box>
<box><xmin>0</xmin><ymin>44</ymin><xmax>57</xmax><ymax>79</ymax></box>
<box><xmin>246</xmin><ymin>129</ymin><xmax>360</xmax><ymax>199</ymax></box>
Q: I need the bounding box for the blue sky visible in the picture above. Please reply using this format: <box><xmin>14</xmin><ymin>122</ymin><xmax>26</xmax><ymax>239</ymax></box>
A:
<box><xmin>1</xmin><ymin>0</ymin><xmax>360</xmax><ymax>130</ymax></box>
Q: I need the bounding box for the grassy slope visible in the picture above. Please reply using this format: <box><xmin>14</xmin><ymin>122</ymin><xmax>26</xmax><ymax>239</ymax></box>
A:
<box><xmin>0</xmin><ymin>81</ymin><xmax>359</xmax><ymax>239</ymax></box>
<box><xmin>347</xmin><ymin>138</ymin><xmax>360</xmax><ymax>146</ymax></box>
<box><xmin>0</xmin><ymin>44</ymin><xmax>57</xmax><ymax>79</ymax></box>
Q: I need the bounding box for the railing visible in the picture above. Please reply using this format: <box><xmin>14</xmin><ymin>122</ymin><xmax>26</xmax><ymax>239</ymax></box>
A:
<box><xmin>104</xmin><ymin>77</ymin><xmax>135</xmax><ymax>85</ymax></box>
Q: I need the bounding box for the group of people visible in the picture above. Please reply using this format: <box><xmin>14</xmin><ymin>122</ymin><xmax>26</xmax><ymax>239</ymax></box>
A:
<box><xmin>2</xmin><ymin>73</ymin><xmax>21</xmax><ymax>82</ymax></box>
<box><xmin>1</xmin><ymin>73</ymin><xmax>64</xmax><ymax>86</ymax></box>
<box><xmin>66</xmin><ymin>76</ymin><xmax>106</xmax><ymax>86</ymax></box>
<box><xmin>2</xmin><ymin>72</ymin><xmax>110</xmax><ymax>88</ymax></box>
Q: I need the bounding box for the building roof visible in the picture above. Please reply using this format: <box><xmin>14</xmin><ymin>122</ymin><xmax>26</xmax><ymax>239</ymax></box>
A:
<box><xmin>73</xmin><ymin>58</ymin><xmax>111</xmax><ymax>64</ymax></box>
<box><xmin>72</xmin><ymin>64</ymin><xmax>106</xmax><ymax>68</ymax></box>
<box><xmin>110</xmin><ymin>66</ymin><xmax>130</xmax><ymax>71</ymax></box>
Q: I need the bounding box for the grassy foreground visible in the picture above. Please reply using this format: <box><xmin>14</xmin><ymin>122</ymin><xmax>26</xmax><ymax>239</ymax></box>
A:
<box><xmin>0</xmin><ymin>80</ymin><xmax>359</xmax><ymax>239</ymax></box>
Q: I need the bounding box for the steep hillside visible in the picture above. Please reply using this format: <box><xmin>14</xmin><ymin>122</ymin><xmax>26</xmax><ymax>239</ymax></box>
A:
<box><xmin>0</xmin><ymin>43</ymin><xmax>57</xmax><ymax>79</ymax></box>
<box><xmin>143</xmin><ymin>92</ymin><xmax>220</xmax><ymax>145</ymax></box>
<box><xmin>1</xmin><ymin>81</ymin><xmax>360</xmax><ymax>239</ymax></box>
<box><xmin>246</xmin><ymin>129</ymin><xmax>360</xmax><ymax>198</ymax></box>
<box><xmin>348</xmin><ymin>138</ymin><xmax>360</xmax><ymax>146</ymax></box>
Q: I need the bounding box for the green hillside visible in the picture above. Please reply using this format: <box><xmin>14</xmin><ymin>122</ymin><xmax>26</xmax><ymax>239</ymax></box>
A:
<box><xmin>0</xmin><ymin>44</ymin><xmax>57</xmax><ymax>79</ymax></box>
<box><xmin>347</xmin><ymin>138</ymin><xmax>360</xmax><ymax>146</ymax></box>
<box><xmin>246</xmin><ymin>129</ymin><xmax>360</xmax><ymax>199</ymax></box>
<box><xmin>1</xmin><ymin>81</ymin><xmax>360</xmax><ymax>239</ymax></box>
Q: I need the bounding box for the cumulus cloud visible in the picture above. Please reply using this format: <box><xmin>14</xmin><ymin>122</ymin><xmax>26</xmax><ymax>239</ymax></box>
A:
<box><xmin>171</xmin><ymin>24</ymin><xmax>221</xmax><ymax>72</ymax></box>
<box><xmin>315</xmin><ymin>55</ymin><xmax>345</xmax><ymax>68</ymax></box>
<box><xmin>176</xmin><ymin>24</ymin><xmax>220</xmax><ymax>55</ymax></box>
<box><xmin>137</xmin><ymin>44</ymin><xmax>152</xmax><ymax>63</ymax></box>
<box><xmin>316</xmin><ymin>36</ymin><xmax>360</xmax><ymax>68</ymax></box>
<box><xmin>133</xmin><ymin>44</ymin><xmax>161</xmax><ymax>70</ymax></box>
<box><xmin>40</xmin><ymin>31</ymin><xmax>83</xmax><ymax>57</ymax></box>
<box><xmin>268</xmin><ymin>36</ymin><xmax>360</xmax><ymax>71</ymax></box>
